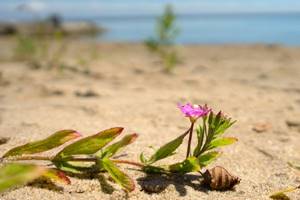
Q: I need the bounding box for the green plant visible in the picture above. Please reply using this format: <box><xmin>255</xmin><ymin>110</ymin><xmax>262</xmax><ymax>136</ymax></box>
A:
<box><xmin>75</xmin><ymin>43</ymin><xmax>99</xmax><ymax>72</ymax></box>
<box><xmin>140</xmin><ymin>103</ymin><xmax>237</xmax><ymax>180</ymax></box>
<box><xmin>0</xmin><ymin>103</ymin><xmax>239</xmax><ymax>193</ymax></box>
<box><xmin>0</xmin><ymin>128</ymin><xmax>139</xmax><ymax>192</ymax></box>
<box><xmin>145</xmin><ymin>4</ymin><xmax>180</xmax><ymax>72</ymax></box>
<box><xmin>47</xmin><ymin>30</ymin><xmax>68</xmax><ymax>70</ymax></box>
<box><xmin>14</xmin><ymin>30</ymin><xmax>69</xmax><ymax>70</ymax></box>
<box><xmin>14</xmin><ymin>35</ymin><xmax>38</xmax><ymax>62</ymax></box>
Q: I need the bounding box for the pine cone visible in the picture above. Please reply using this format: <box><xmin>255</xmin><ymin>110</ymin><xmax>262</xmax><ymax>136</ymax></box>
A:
<box><xmin>202</xmin><ymin>166</ymin><xmax>240</xmax><ymax>190</ymax></box>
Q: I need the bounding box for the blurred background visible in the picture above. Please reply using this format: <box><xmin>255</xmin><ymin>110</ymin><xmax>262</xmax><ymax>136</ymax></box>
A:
<box><xmin>1</xmin><ymin>0</ymin><xmax>300</xmax><ymax>45</ymax></box>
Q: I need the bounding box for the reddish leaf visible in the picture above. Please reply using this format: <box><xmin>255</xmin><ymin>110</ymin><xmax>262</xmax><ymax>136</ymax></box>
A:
<box><xmin>43</xmin><ymin>169</ymin><xmax>71</xmax><ymax>185</ymax></box>
<box><xmin>55</xmin><ymin>127</ymin><xmax>123</xmax><ymax>159</ymax></box>
<box><xmin>0</xmin><ymin>163</ymin><xmax>46</xmax><ymax>192</ymax></box>
<box><xmin>97</xmin><ymin>133</ymin><xmax>138</xmax><ymax>158</ymax></box>
<box><xmin>3</xmin><ymin>130</ymin><xmax>81</xmax><ymax>158</ymax></box>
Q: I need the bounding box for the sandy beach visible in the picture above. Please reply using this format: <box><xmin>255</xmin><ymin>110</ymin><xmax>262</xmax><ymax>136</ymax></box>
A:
<box><xmin>0</xmin><ymin>40</ymin><xmax>299</xmax><ymax>199</ymax></box>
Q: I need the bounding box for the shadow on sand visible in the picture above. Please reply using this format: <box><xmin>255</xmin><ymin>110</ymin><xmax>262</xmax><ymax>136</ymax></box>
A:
<box><xmin>137</xmin><ymin>173</ymin><xmax>210</xmax><ymax>196</ymax></box>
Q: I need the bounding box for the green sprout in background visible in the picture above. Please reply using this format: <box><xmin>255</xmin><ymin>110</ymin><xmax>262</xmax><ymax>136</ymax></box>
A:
<box><xmin>14</xmin><ymin>34</ymin><xmax>38</xmax><ymax>62</ymax></box>
<box><xmin>14</xmin><ymin>30</ymin><xmax>68</xmax><ymax>71</ymax></box>
<box><xmin>14</xmin><ymin>29</ymin><xmax>99</xmax><ymax>73</ymax></box>
<box><xmin>145</xmin><ymin>4</ymin><xmax>180</xmax><ymax>72</ymax></box>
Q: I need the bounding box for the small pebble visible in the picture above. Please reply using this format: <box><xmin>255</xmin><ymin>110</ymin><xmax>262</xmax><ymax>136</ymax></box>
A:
<box><xmin>74</xmin><ymin>90</ymin><xmax>99</xmax><ymax>98</ymax></box>
<box><xmin>0</xmin><ymin>137</ymin><xmax>10</xmax><ymax>145</ymax></box>
<box><xmin>139</xmin><ymin>175</ymin><xmax>169</xmax><ymax>193</ymax></box>
<box><xmin>252</xmin><ymin>122</ymin><xmax>272</xmax><ymax>133</ymax></box>
<box><xmin>286</xmin><ymin>120</ymin><xmax>300</xmax><ymax>127</ymax></box>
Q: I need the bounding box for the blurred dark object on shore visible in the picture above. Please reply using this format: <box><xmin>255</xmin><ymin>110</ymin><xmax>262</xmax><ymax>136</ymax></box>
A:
<box><xmin>0</xmin><ymin>14</ymin><xmax>105</xmax><ymax>37</ymax></box>
<box><xmin>0</xmin><ymin>23</ymin><xmax>17</xmax><ymax>35</ymax></box>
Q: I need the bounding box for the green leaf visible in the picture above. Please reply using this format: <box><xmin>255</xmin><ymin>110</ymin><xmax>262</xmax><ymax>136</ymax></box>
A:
<box><xmin>43</xmin><ymin>169</ymin><xmax>71</xmax><ymax>184</ymax></box>
<box><xmin>193</xmin><ymin>125</ymin><xmax>204</xmax><ymax>157</ymax></box>
<box><xmin>100</xmin><ymin>157</ymin><xmax>135</xmax><ymax>192</ymax></box>
<box><xmin>144</xmin><ymin>133</ymin><xmax>187</xmax><ymax>165</ymax></box>
<box><xmin>168</xmin><ymin>156</ymin><xmax>201</xmax><ymax>174</ymax></box>
<box><xmin>97</xmin><ymin>133</ymin><xmax>138</xmax><ymax>159</ymax></box>
<box><xmin>270</xmin><ymin>193</ymin><xmax>290</xmax><ymax>200</ymax></box>
<box><xmin>142</xmin><ymin>165</ymin><xmax>168</xmax><ymax>174</ymax></box>
<box><xmin>3</xmin><ymin>130</ymin><xmax>80</xmax><ymax>158</ymax></box>
<box><xmin>55</xmin><ymin>127</ymin><xmax>123</xmax><ymax>159</ymax></box>
<box><xmin>288</xmin><ymin>161</ymin><xmax>300</xmax><ymax>171</ymax></box>
<box><xmin>208</xmin><ymin>112</ymin><xmax>214</xmax><ymax>126</ymax></box>
<box><xmin>144</xmin><ymin>38</ymin><xmax>159</xmax><ymax>52</ymax></box>
<box><xmin>213</xmin><ymin>112</ymin><xmax>222</xmax><ymax>128</ymax></box>
<box><xmin>139</xmin><ymin>153</ymin><xmax>148</xmax><ymax>164</ymax></box>
<box><xmin>53</xmin><ymin>160</ymin><xmax>93</xmax><ymax>174</ymax></box>
<box><xmin>0</xmin><ymin>163</ymin><xmax>46</xmax><ymax>192</ymax></box>
<box><xmin>269</xmin><ymin>186</ymin><xmax>299</xmax><ymax>200</ymax></box>
<box><xmin>198</xmin><ymin>151</ymin><xmax>221</xmax><ymax>167</ymax></box>
<box><xmin>206</xmin><ymin>111</ymin><xmax>236</xmax><ymax>137</ymax></box>
<box><xmin>214</xmin><ymin>120</ymin><xmax>236</xmax><ymax>136</ymax></box>
<box><xmin>207</xmin><ymin>112</ymin><xmax>222</xmax><ymax>138</ymax></box>
<box><xmin>208</xmin><ymin>137</ymin><xmax>237</xmax><ymax>150</ymax></box>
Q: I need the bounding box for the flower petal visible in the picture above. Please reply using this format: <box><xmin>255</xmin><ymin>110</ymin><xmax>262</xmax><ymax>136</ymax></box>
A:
<box><xmin>178</xmin><ymin>103</ymin><xmax>211</xmax><ymax>119</ymax></box>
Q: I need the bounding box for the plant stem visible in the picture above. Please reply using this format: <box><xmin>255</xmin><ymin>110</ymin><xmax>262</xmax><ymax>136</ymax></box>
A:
<box><xmin>62</xmin><ymin>157</ymin><xmax>144</xmax><ymax>168</ymax></box>
<box><xmin>197</xmin><ymin>117</ymin><xmax>212</xmax><ymax>157</ymax></box>
<box><xmin>112</xmin><ymin>159</ymin><xmax>144</xmax><ymax>168</ymax></box>
<box><xmin>2</xmin><ymin>155</ymin><xmax>144</xmax><ymax>168</ymax></box>
<box><xmin>186</xmin><ymin>121</ymin><xmax>195</xmax><ymax>158</ymax></box>
<box><xmin>198</xmin><ymin>170</ymin><xmax>205</xmax><ymax>177</ymax></box>
<box><xmin>203</xmin><ymin>117</ymin><xmax>208</xmax><ymax>138</ymax></box>
<box><xmin>182</xmin><ymin>126</ymin><xmax>192</xmax><ymax>137</ymax></box>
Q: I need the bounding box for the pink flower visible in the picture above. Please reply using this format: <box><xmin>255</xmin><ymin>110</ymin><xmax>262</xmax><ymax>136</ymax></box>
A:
<box><xmin>178</xmin><ymin>103</ymin><xmax>211</xmax><ymax>122</ymax></box>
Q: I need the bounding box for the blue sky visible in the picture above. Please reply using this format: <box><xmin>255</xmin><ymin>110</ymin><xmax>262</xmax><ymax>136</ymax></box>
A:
<box><xmin>1</xmin><ymin>0</ymin><xmax>300</xmax><ymax>20</ymax></box>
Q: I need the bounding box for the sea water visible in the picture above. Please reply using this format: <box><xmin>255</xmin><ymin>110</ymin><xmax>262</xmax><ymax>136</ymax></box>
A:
<box><xmin>93</xmin><ymin>12</ymin><xmax>300</xmax><ymax>46</ymax></box>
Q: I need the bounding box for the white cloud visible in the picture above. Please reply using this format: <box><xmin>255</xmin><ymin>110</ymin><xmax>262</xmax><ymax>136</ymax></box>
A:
<box><xmin>17</xmin><ymin>0</ymin><xmax>46</xmax><ymax>13</ymax></box>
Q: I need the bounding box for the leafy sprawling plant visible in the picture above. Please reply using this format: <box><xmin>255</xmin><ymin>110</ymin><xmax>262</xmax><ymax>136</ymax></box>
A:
<box><xmin>145</xmin><ymin>4</ymin><xmax>180</xmax><ymax>72</ymax></box>
<box><xmin>0</xmin><ymin>128</ymin><xmax>138</xmax><ymax>192</ymax></box>
<box><xmin>140</xmin><ymin>103</ymin><xmax>237</xmax><ymax>175</ymax></box>
<box><xmin>0</xmin><ymin>103</ymin><xmax>238</xmax><ymax>194</ymax></box>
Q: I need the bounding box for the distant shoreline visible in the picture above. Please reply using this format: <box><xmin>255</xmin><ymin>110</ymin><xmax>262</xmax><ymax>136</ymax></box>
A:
<box><xmin>2</xmin><ymin>11</ymin><xmax>300</xmax><ymax>23</ymax></box>
<box><xmin>2</xmin><ymin>35</ymin><xmax>300</xmax><ymax>49</ymax></box>
<box><xmin>1</xmin><ymin>34</ymin><xmax>300</xmax><ymax>48</ymax></box>
<box><xmin>67</xmin><ymin>11</ymin><xmax>300</xmax><ymax>21</ymax></box>
<box><xmin>1</xmin><ymin>11</ymin><xmax>300</xmax><ymax>46</ymax></box>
